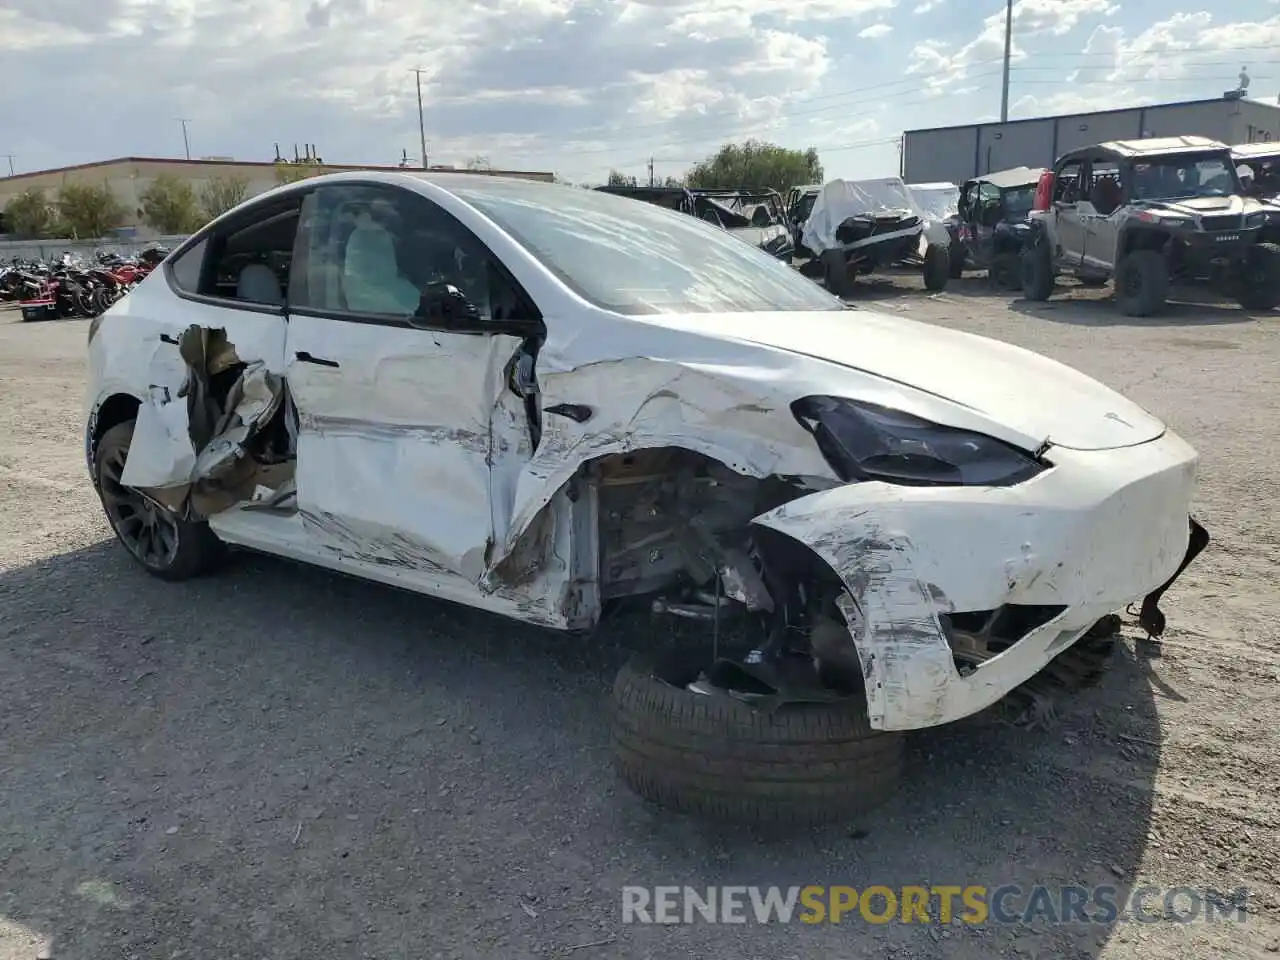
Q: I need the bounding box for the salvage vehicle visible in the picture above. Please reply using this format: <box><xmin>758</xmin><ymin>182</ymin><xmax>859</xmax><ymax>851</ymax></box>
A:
<box><xmin>1023</xmin><ymin>135</ymin><xmax>1280</xmax><ymax>315</ymax></box>
<box><xmin>906</xmin><ymin>181</ymin><xmax>960</xmax><ymax>227</ymax></box>
<box><xmin>86</xmin><ymin>172</ymin><xmax>1207</xmax><ymax>824</ymax></box>
<box><xmin>785</xmin><ymin>184</ymin><xmax>822</xmax><ymax>257</ymax></box>
<box><xmin>595</xmin><ymin>185</ymin><xmax>793</xmax><ymax>260</ymax></box>
<box><xmin>950</xmin><ymin>167</ymin><xmax>1043</xmax><ymax>287</ymax></box>
<box><xmin>799</xmin><ymin>177</ymin><xmax>952</xmax><ymax>296</ymax></box>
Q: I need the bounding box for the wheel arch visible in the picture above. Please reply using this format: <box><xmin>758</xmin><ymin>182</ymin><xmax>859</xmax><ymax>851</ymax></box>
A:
<box><xmin>86</xmin><ymin>392</ymin><xmax>141</xmax><ymax>483</ymax></box>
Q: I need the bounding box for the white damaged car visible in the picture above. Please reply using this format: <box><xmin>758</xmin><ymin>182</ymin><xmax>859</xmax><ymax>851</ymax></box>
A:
<box><xmin>85</xmin><ymin>173</ymin><xmax>1208</xmax><ymax>824</ymax></box>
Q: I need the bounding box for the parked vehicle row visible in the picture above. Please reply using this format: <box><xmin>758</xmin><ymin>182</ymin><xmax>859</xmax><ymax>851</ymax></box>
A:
<box><xmin>820</xmin><ymin>135</ymin><xmax>1280</xmax><ymax>318</ymax></box>
<box><xmin>2</xmin><ymin>247</ymin><xmax>168</xmax><ymax>321</ymax></box>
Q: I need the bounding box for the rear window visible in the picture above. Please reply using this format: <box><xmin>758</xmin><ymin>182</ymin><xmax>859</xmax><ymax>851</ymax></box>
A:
<box><xmin>449</xmin><ymin>181</ymin><xmax>842</xmax><ymax>316</ymax></box>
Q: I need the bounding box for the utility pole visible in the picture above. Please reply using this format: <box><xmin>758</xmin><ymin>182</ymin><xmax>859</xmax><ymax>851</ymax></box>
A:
<box><xmin>999</xmin><ymin>0</ymin><xmax>1013</xmax><ymax>123</ymax></box>
<box><xmin>412</xmin><ymin>69</ymin><xmax>428</xmax><ymax>169</ymax></box>
<box><xmin>1</xmin><ymin>154</ymin><xmax>14</xmax><ymax>177</ymax></box>
<box><xmin>177</xmin><ymin>118</ymin><xmax>192</xmax><ymax>159</ymax></box>
<box><xmin>648</xmin><ymin>156</ymin><xmax>654</xmax><ymax>186</ymax></box>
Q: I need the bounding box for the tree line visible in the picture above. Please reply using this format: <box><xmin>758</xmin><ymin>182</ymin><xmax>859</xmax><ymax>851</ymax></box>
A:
<box><xmin>2</xmin><ymin>139</ymin><xmax>824</xmax><ymax>240</ymax></box>
<box><xmin>600</xmin><ymin>140</ymin><xmax>823</xmax><ymax>194</ymax></box>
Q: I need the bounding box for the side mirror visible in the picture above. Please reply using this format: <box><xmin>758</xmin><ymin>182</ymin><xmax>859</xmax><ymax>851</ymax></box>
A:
<box><xmin>414</xmin><ymin>281</ymin><xmax>481</xmax><ymax>329</ymax></box>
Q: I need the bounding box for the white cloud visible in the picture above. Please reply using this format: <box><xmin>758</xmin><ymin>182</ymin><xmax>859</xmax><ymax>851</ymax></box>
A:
<box><xmin>907</xmin><ymin>0</ymin><xmax>1117</xmax><ymax>89</ymax></box>
<box><xmin>858</xmin><ymin>23</ymin><xmax>892</xmax><ymax>38</ymax></box>
<box><xmin>1014</xmin><ymin>12</ymin><xmax>1280</xmax><ymax>117</ymax></box>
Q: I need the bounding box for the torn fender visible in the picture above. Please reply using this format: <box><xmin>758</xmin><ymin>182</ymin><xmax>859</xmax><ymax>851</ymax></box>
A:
<box><xmin>752</xmin><ymin>436</ymin><xmax>1199</xmax><ymax>731</ymax></box>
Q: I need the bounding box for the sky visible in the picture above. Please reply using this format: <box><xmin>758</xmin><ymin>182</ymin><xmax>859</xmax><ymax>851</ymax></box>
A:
<box><xmin>2</xmin><ymin>0</ymin><xmax>1280</xmax><ymax>184</ymax></box>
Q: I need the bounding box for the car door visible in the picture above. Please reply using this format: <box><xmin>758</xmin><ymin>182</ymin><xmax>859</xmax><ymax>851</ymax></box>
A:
<box><xmin>283</xmin><ymin>181</ymin><xmax>541</xmax><ymax>584</ymax></box>
<box><xmin>1081</xmin><ymin>160</ymin><xmax>1123</xmax><ymax>272</ymax></box>
<box><xmin>117</xmin><ymin>189</ymin><xmax>306</xmax><ymax>496</ymax></box>
<box><xmin>1049</xmin><ymin>160</ymin><xmax>1086</xmax><ymax>268</ymax></box>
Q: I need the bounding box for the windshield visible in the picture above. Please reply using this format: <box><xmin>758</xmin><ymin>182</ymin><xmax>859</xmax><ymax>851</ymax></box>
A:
<box><xmin>1002</xmin><ymin>185</ymin><xmax>1037</xmax><ymax>218</ymax></box>
<box><xmin>450</xmin><ymin>179</ymin><xmax>842</xmax><ymax>315</ymax></box>
<box><xmin>907</xmin><ymin>184</ymin><xmax>960</xmax><ymax>221</ymax></box>
<box><xmin>1131</xmin><ymin>153</ymin><xmax>1241</xmax><ymax>200</ymax></box>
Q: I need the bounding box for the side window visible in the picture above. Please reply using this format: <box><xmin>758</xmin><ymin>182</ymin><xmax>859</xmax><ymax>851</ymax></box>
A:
<box><xmin>1054</xmin><ymin>163</ymin><xmax>1082</xmax><ymax>203</ymax></box>
<box><xmin>290</xmin><ymin>183</ymin><xmax>527</xmax><ymax>324</ymax></box>
<box><xmin>168</xmin><ymin>238</ymin><xmax>207</xmax><ymax>293</ymax></box>
<box><xmin>196</xmin><ymin>193</ymin><xmax>307</xmax><ymax>306</ymax></box>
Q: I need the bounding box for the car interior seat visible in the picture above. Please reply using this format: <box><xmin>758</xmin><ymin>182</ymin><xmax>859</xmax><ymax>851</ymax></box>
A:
<box><xmin>1090</xmin><ymin>177</ymin><xmax>1122</xmax><ymax>215</ymax></box>
<box><xmin>236</xmin><ymin>263</ymin><xmax>284</xmax><ymax>305</ymax></box>
<box><xmin>342</xmin><ymin>213</ymin><xmax>422</xmax><ymax>315</ymax></box>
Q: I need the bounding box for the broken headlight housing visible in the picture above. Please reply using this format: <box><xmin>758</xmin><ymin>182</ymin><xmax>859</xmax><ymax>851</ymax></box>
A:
<box><xmin>791</xmin><ymin>396</ymin><xmax>1045</xmax><ymax>486</ymax></box>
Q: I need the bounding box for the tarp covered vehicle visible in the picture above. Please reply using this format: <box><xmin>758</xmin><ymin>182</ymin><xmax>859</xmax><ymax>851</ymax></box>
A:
<box><xmin>595</xmin><ymin>185</ymin><xmax>794</xmax><ymax>260</ymax></box>
<box><xmin>950</xmin><ymin>167</ymin><xmax>1043</xmax><ymax>287</ymax></box>
<box><xmin>800</xmin><ymin>177</ymin><xmax>952</xmax><ymax>296</ymax></box>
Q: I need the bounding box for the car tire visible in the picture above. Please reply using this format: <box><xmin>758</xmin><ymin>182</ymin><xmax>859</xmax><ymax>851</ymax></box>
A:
<box><xmin>1115</xmin><ymin>249</ymin><xmax>1168</xmax><ymax>316</ymax></box>
<box><xmin>923</xmin><ymin>244</ymin><xmax>950</xmax><ymax>291</ymax></box>
<box><xmin>948</xmin><ymin>246</ymin><xmax>965</xmax><ymax>278</ymax></box>
<box><xmin>1237</xmin><ymin>242</ymin><xmax>1280</xmax><ymax>311</ymax></box>
<box><xmin>94</xmin><ymin>419</ymin><xmax>226</xmax><ymax>581</ymax></box>
<box><xmin>612</xmin><ymin>651</ymin><xmax>904</xmax><ymax>824</ymax></box>
<box><xmin>1021</xmin><ymin>244</ymin><xmax>1054</xmax><ymax>301</ymax></box>
<box><xmin>821</xmin><ymin>250</ymin><xmax>854</xmax><ymax>297</ymax></box>
<box><xmin>990</xmin><ymin>251</ymin><xmax>1020</xmax><ymax>290</ymax></box>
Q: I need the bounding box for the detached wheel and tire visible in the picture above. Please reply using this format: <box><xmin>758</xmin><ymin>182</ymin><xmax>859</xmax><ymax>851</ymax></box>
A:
<box><xmin>1021</xmin><ymin>244</ymin><xmax>1055</xmax><ymax>301</ymax></box>
<box><xmin>95</xmin><ymin>419</ymin><xmax>224</xmax><ymax>581</ymax></box>
<box><xmin>1115</xmin><ymin>249</ymin><xmax>1168</xmax><ymax>316</ymax></box>
<box><xmin>1237</xmin><ymin>242</ymin><xmax>1280</xmax><ymax>311</ymax></box>
<box><xmin>612</xmin><ymin>651</ymin><xmax>904</xmax><ymax>824</ymax></box>
<box><xmin>923</xmin><ymin>244</ymin><xmax>950</xmax><ymax>291</ymax></box>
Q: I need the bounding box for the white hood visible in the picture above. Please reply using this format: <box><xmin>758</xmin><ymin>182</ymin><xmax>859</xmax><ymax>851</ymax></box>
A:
<box><xmin>644</xmin><ymin>309</ymin><xmax>1165</xmax><ymax>452</ymax></box>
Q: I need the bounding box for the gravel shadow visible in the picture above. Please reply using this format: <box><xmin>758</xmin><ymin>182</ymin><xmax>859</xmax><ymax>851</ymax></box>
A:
<box><xmin>0</xmin><ymin>539</ymin><xmax>1164</xmax><ymax>959</ymax></box>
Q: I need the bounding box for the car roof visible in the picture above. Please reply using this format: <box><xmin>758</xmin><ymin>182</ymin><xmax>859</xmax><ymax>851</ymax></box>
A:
<box><xmin>1231</xmin><ymin>142</ymin><xmax>1280</xmax><ymax>160</ymax></box>
<box><xmin>1062</xmin><ymin>135</ymin><xmax>1229</xmax><ymax>162</ymax></box>
<box><xmin>967</xmin><ymin>166</ymin><xmax>1045</xmax><ymax>189</ymax></box>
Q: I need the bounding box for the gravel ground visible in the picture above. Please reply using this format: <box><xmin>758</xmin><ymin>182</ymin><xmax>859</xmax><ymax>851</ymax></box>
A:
<box><xmin>1</xmin><ymin>278</ymin><xmax>1278</xmax><ymax>960</ymax></box>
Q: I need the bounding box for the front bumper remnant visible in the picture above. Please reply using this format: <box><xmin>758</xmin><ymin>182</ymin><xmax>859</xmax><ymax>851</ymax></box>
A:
<box><xmin>752</xmin><ymin>433</ymin><xmax>1203</xmax><ymax>732</ymax></box>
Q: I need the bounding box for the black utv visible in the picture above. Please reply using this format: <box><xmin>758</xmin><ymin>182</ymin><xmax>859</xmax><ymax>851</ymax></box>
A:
<box><xmin>949</xmin><ymin>166</ymin><xmax>1044</xmax><ymax>288</ymax></box>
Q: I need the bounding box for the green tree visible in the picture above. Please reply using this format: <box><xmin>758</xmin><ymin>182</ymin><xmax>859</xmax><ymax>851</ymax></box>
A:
<box><xmin>606</xmin><ymin>169</ymin><xmax>638</xmax><ymax>187</ymax></box>
<box><xmin>56</xmin><ymin>182</ymin><xmax>126</xmax><ymax>239</ymax></box>
<box><xmin>684</xmin><ymin>140</ymin><xmax>823</xmax><ymax>194</ymax></box>
<box><xmin>275</xmin><ymin>160</ymin><xmax>323</xmax><ymax>184</ymax></box>
<box><xmin>199</xmin><ymin>175</ymin><xmax>250</xmax><ymax>221</ymax></box>
<box><xmin>139</xmin><ymin>175</ymin><xmax>204</xmax><ymax>233</ymax></box>
<box><xmin>3</xmin><ymin>188</ymin><xmax>55</xmax><ymax>238</ymax></box>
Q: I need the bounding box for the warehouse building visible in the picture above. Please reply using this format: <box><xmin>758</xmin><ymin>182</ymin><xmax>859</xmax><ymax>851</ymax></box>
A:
<box><xmin>0</xmin><ymin>156</ymin><xmax>556</xmax><ymax>237</ymax></box>
<box><xmin>901</xmin><ymin>94</ymin><xmax>1280</xmax><ymax>186</ymax></box>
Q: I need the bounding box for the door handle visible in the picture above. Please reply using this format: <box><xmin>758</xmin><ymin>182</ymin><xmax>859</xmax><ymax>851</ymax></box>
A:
<box><xmin>295</xmin><ymin>351</ymin><xmax>339</xmax><ymax>368</ymax></box>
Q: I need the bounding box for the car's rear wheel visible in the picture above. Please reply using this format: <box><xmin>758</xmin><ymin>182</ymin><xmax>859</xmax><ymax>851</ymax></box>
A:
<box><xmin>1021</xmin><ymin>244</ymin><xmax>1054</xmax><ymax>301</ymax></box>
<box><xmin>612</xmin><ymin>650</ymin><xmax>903</xmax><ymax>824</ymax></box>
<box><xmin>95</xmin><ymin>419</ymin><xmax>225</xmax><ymax>581</ymax></box>
<box><xmin>1237</xmin><ymin>241</ymin><xmax>1280</xmax><ymax>311</ymax></box>
<box><xmin>1115</xmin><ymin>249</ymin><xmax>1168</xmax><ymax>316</ymax></box>
<box><xmin>923</xmin><ymin>244</ymin><xmax>950</xmax><ymax>291</ymax></box>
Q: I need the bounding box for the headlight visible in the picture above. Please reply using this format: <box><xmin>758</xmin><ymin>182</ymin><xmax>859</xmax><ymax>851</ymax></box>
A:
<box><xmin>791</xmin><ymin>396</ymin><xmax>1046</xmax><ymax>486</ymax></box>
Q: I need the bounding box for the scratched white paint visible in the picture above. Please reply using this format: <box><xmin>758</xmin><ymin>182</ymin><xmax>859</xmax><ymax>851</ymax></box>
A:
<box><xmin>754</xmin><ymin>434</ymin><xmax>1199</xmax><ymax>730</ymax></box>
<box><xmin>86</xmin><ymin>172</ymin><xmax>1203</xmax><ymax>734</ymax></box>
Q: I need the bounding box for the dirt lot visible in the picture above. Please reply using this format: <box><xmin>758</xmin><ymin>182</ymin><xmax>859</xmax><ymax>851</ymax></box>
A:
<box><xmin>1</xmin><ymin>278</ymin><xmax>1278</xmax><ymax>960</ymax></box>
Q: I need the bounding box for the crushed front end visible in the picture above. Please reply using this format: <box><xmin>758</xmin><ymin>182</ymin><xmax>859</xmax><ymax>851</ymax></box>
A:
<box><xmin>752</xmin><ymin>432</ymin><xmax>1206</xmax><ymax>731</ymax></box>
